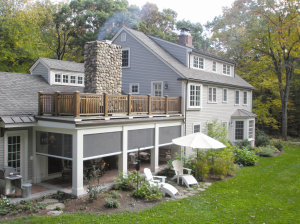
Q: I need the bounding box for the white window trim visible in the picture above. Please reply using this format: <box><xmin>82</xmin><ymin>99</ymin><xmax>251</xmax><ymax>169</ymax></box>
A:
<box><xmin>243</xmin><ymin>91</ymin><xmax>248</xmax><ymax>106</ymax></box>
<box><xmin>223</xmin><ymin>88</ymin><xmax>228</xmax><ymax>103</ymax></box>
<box><xmin>248</xmin><ymin>119</ymin><xmax>255</xmax><ymax>141</ymax></box>
<box><xmin>54</xmin><ymin>73</ymin><xmax>62</xmax><ymax>84</ymax></box>
<box><xmin>235</xmin><ymin>90</ymin><xmax>240</xmax><ymax>105</ymax></box>
<box><xmin>208</xmin><ymin>87</ymin><xmax>217</xmax><ymax>103</ymax></box>
<box><xmin>187</xmin><ymin>83</ymin><xmax>202</xmax><ymax>109</ymax></box>
<box><xmin>121</xmin><ymin>33</ymin><xmax>126</xmax><ymax>42</ymax></box>
<box><xmin>62</xmin><ymin>74</ymin><xmax>69</xmax><ymax>84</ymax></box>
<box><xmin>223</xmin><ymin>64</ymin><xmax>231</xmax><ymax>76</ymax></box>
<box><xmin>129</xmin><ymin>83</ymin><xmax>140</xmax><ymax>94</ymax></box>
<box><xmin>151</xmin><ymin>81</ymin><xmax>163</xmax><ymax>97</ymax></box>
<box><xmin>122</xmin><ymin>47</ymin><xmax>130</xmax><ymax>68</ymax></box>
<box><xmin>212</xmin><ymin>61</ymin><xmax>217</xmax><ymax>73</ymax></box>
<box><xmin>193</xmin><ymin>124</ymin><xmax>201</xmax><ymax>133</ymax></box>
<box><xmin>234</xmin><ymin>120</ymin><xmax>245</xmax><ymax>141</ymax></box>
<box><xmin>192</xmin><ymin>55</ymin><xmax>205</xmax><ymax>70</ymax></box>
<box><xmin>53</xmin><ymin>73</ymin><xmax>84</xmax><ymax>86</ymax></box>
<box><xmin>4</xmin><ymin>130</ymin><xmax>28</xmax><ymax>182</ymax></box>
<box><xmin>77</xmin><ymin>76</ymin><xmax>84</xmax><ymax>85</ymax></box>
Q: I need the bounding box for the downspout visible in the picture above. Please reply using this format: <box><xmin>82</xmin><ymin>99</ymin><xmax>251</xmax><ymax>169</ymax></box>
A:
<box><xmin>184</xmin><ymin>51</ymin><xmax>191</xmax><ymax>156</ymax></box>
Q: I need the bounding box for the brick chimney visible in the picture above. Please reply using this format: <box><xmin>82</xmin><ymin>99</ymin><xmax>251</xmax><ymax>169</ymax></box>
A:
<box><xmin>84</xmin><ymin>40</ymin><xmax>122</xmax><ymax>94</ymax></box>
<box><xmin>178</xmin><ymin>28</ymin><xmax>193</xmax><ymax>48</ymax></box>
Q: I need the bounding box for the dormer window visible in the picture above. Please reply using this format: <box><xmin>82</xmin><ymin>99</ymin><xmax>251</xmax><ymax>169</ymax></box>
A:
<box><xmin>193</xmin><ymin>56</ymin><xmax>204</xmax><ymax>69</ymax></box>
<box><xmin>212</xmin><ymin>61</ymin><xmax>217</xmax><ymax>72</ymax></box>
<box><xmin>63</xmin><ymin>74</ymin><xmax>68</xmax><ymax>83</ymax></box>
<box><xmin>70</xmin><ymin>75</ymin><xmax>76</xmax><ymax>84</ymax></box>
<box><xmin>223</xmin><ymin>64</ymin><xmax>230</xmax><ymax>75</ymax></box>
<box><xmin>78</xmin><ymin>76</ymin><xmax>83</xmax><ymax>85</ymax></box>
<box><xmin>55</xmin><ymin>74</ymin><xmax>61</xmax><ymax>83</ymax></box>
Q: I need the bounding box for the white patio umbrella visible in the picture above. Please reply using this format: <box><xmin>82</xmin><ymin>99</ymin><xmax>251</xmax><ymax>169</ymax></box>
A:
<box><xmin>172</xmin><ymin>132</ymin><xmax>226</xmax><ymax>179</ymax></box>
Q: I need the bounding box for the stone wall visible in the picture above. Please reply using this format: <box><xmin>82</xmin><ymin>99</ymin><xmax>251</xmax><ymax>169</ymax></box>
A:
<box><xmin>84</xmin><ymin>41</ymin><xmax>122</xmax><ymax>94</ymax></box>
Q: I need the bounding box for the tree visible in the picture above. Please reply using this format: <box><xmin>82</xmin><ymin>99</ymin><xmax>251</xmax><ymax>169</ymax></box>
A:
<box><xmin>138</xmin><ymin>2</ymin><xmax>178</xmax><ymax>42</ymax></box>
<box><xmin>210</xmin><ymin>0</ymin><xmax>300</xmax><ymax>139</ymax></box>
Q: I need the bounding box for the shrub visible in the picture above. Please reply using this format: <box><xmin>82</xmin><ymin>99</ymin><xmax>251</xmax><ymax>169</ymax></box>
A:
<box><xmin>255</xmin><ymin>129</ymin><xmax>270</xmax><ymax>147</ymax></box>
<box><xmin>271</xmin><ymin>139</ymin><xmax>284</xmax><ymax>151</ymax></box>
<box><xmin>85</xmin><ymin>166</ymin><xmax>106</xmax><ymax>201</ymax></box>
<box><xmin>234</xmin><ymin>147</ymin><xmax>259</xmax><ymax>166</ymax></box>
<box><xmin>114</xmin><ymin>171</ymin><xmax>143</xmax><ymax>190</ymax></box>
<box><xmin>54</xmin><ymin>206</ymin><xmax>61</xmax><ymax>211</ymax></box>
<box><xmin>236</xmin><ymin>139</ymin><xmax>252</xmax><ymax>150</ymax></box>
<box><xmin>205</xmin><ymin>118</ymin><xmax>230</xmax><ymax>146</ymax></box>
<box><xmin>104</xmin><ymin>198</ymin><xmax>120</xmax><ymax>208</ymax></box>
<box><xmin>131</xmin><ymin>183</ymin><xmax>162</xmax><ymax>201</ymax></box>
<box><xmin>111</xmin><ymin>191</ymin><xmax>122</xmax><ymax>199</ymax></box>
<box><xmin>0</xmin><ymin>195</ymin><xmax>10</xmax><ymax>209</ymax></box>
<box><xmin>255</xmin><ymin>145</ymin><xmax>278</xmax><ymax>157</ymax></box>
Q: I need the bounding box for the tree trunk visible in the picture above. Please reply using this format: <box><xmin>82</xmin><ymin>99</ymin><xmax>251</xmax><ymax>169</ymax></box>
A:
<box><xmin>281</xmin><ymin>100</ymin><xmax>288</xmax><ymax>140</ymax></box>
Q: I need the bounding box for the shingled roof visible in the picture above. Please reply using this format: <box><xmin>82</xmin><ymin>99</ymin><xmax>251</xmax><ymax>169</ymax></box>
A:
<box><xmin>232</xmin><ymin>109</ymin><xmax>257</xmax><ymax>117</ymax></box>
<box><xmin>0</xmin><ymin>72</ymin><xmax>84</xmax><ymax>116</ymax></box>
<box><xmin>33</xmin><ymin>58</ymin><xmax>84</xmax><ymax>73</ymax></box>
<box><xmin>123</xmin><ymin>27</ymin><xmax>254</xmax><ymax>90</ymax></box>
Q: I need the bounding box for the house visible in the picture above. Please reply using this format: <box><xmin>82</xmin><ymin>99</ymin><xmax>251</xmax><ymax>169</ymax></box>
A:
<box><xmin>0</xmin><ymin>43</ymin><xmax>183</xmax><ymax>197</ymax></box>
<box><xmin>110</xmin><ymin>26</ymin><xmax>257</xmax><ymax>154</ymax></box>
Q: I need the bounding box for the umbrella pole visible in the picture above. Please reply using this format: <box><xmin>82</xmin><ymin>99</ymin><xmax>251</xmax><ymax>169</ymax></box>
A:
<box><xmin>195</xmin><ymin>149</ymin><xmax>198</xmax><ymax>180</ymax></box>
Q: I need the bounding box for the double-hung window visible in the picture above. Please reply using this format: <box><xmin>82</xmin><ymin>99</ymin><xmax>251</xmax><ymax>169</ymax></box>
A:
<box><xmin>223</xmin><ymin>64</ymin><xmax>230</xmax><ymax>75</ymax></box>
<box><xmin>193</xmin><ymin>124</ymin><xmax>201</xmax><ymax>133</ymax></box>
<box><xmin>188</xmin><ymin>84</ymin><xmax>201</xmax><ymax>109</ymax></box>
<box><xmin>130</xmin><ymin>83</ymin><xmax>139</xmax><ymax>94</ymax></box>
<box><xmin>62</xmin><ymin>74</ymin><xmax>68</xmax><ymax>84</ymax></box>
<box><xmin>55</xmin><ymin>74</ymin><xmax>61</xmax><ymax>83</ymax></box>
<box><xmin>70</xmin><ymin>75</ymin><xmax>76</xmax><ymax>84</ymax></box>
<box><xmin>212</xmin><ymin>61</ymin><xmax>217</xmax><ymax>72</ymax></box>
<box><xmin>78</xmin><ymin>76</ymin><xmax>83</xmax><ymax>85</ymax></box>
<box><xmin>223</xmin><ymin>88</ymin><xmax>228</xmax><ymax>103</ymax></box>
<box><xmin>249</xmin><ymin>120</ymin><xmax>254</xmax><ymax>139</ymax></box>
<box><xmin>122</xmin><ymin>48</ymin><xmax>130</xmax><ymax>68</ymax></box>
<box><xmin>235</xmin><ymin>121</ymin><xmax>244</xmax><ymax>140</ymax></box>
<box><xmin>193</xmin><ymin>56</ymin><xmax>204</xmax><ymax>69</ymax></box>
<box><xmin>222</xmin><ymin>121</ymin><xmax>228</xmax><ymax>129</ymax></box>
<box><xmin>208</xmin><ymin>87</ymin><xmax>217</xmax><ymax>103</ymax></box>
<box><xmin>235</xmin><ymin>90</ymin><xmax>240</xmax><ymax>105</ymax></box>
<box><xmin>243</xmin><ymin>91</ymin><xmax>248</xmax><ymax>105</ymax></box>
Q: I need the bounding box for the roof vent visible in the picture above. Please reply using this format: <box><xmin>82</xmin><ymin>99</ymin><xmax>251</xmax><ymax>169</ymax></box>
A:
<box><xmin>178</xmin><ymin>28</ymin><xmax>193</xmax><ymax>48</ymax></box>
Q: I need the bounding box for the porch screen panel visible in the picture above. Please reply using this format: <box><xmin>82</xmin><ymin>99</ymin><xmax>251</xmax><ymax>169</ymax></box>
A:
<box><xmin>36</xmin><ymin>131</ymin><xmax>72</xmax><ymax>158</ymax></box>
<box><xmin>128</xmin><ymin>128</ymin><xmax>154</xmax><ymax>150</ymax></box>
<box><xmin>159</xmin><ymin>126</ymin><xmax>181</xmax><ymax>145</ymax></box>
<box><xmin>83</xmin><ymin>132</ymin><xmax>122</xmax><ymax>158</ymax></box>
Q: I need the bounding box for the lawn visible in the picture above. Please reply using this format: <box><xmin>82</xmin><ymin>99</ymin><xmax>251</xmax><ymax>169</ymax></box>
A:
<box><xmin>6</xmin><ymin>142</ymin><xmax>300</xmax><ymax>223</ymax></box>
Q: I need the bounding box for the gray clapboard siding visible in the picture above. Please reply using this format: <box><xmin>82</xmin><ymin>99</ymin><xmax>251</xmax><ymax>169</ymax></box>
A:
<box><xmin>31</xmin><ymin>62</ymin><xmax>48</xmax><ymax>82</ymax></box>
<box><xmin>0</xmin><ymin>137</ymin><xmax>4</xmax><ymax>165</ymax></box>
<box><xmin>185</xmin><ymin>85</ymin><xmax>252</xmax><ymax>155</ymax></box>
<box><xmin>113</xmin><ymin>31</ymin><xmax>183</xmax><ymax>97</ymax></box>
<box><xmin>149</xmin><ymin>36</ymin><xmax>188</xmax><ymax>66</ymax></box>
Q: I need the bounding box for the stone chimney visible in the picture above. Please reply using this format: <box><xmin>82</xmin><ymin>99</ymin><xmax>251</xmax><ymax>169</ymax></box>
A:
<box><xmin>178</xmin><ymin>28</ymin><xmax>193</xmax><ymax>48</ymax></box>
<box><xmin>84</xmin><ymin>41</ymin><xmax>122</xmax><ymax>94</ymax></box>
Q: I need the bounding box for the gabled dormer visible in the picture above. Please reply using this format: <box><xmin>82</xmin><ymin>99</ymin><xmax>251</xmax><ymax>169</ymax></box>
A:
<box><xmin>29</xmin><ymin>58</ymin><xmax>84</xmax><ymax>86</ymax></box>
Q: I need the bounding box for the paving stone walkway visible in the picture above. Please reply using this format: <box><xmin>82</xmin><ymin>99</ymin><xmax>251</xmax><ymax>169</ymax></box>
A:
<box><xmin>40</xmin><ymin>199</ymin><xmax>65</xmax><ymax>216</ymax></box>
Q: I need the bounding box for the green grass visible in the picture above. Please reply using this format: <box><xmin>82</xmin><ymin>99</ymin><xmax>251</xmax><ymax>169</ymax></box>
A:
<box><xmin>6</xmin><ymin>142</ymin><xmax>300</xmax><ymax>223</ymax></box>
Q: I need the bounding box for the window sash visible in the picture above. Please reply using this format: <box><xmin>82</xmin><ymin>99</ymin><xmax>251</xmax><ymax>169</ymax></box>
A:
<box><xmin>7</xmin><ymin>136</ymin><xmax>21</xmax><ymax>172</ymax></box>
<box><xmin>235</xmin><ymin>121</ymin><xmax>244</xmax><ymax>140</ymax></box>
<box><xmin>244</xmin><ymin>92</ymin><xmax>247</xmax><ymax>104</ymax></box>
<box><xmin>193</xmin><ymin>56</ymin><xmax>204</xmax><ymax>69</ymax></box>
<box><xmin>78</xmin><ymin>76</ymin><xmax>83</xmax><ymax>84</ymax></box>
<box><xmin>212</xmin><ymin>61</ymin><xmax>216</xmax><ymax>72</ymax></box>
<box><xmin>208</xmin><ymin>87</ymin><xmax>216</xmax><ymax>102</ymax></box>
<box><xmin>249</xmin><ymin>120</ymin><xmax>254</xmax><ymax>139</ymax></box>
<box><xmin>222</xmin><ymin>122</ymin><xmax>227</xmax><ymax>129</ymax></box>
<box><xmin>70</xmin><ymin>76</ymin><xmax>76</xmax><ymax>84</ymax></box>
<box><xmin>223</xmin><ymin>64</ymin><xmax>230</xmax><ymax>75</ymax></box>
<box><xmin>223</xmin><ymin>89</ymin><xmax>228</xmax><ymax>102</ymax></box>
<box><xmin>55</xmin><ymin>74</ymin><xmax>61</xmax><ymax>83</ymax></box>
<box><xmin>189</xmin><ymin>85</ymin><xmax>201</xmax><ymax>107</ymax></box>
<box><xmin>193</xmin><ymin>124</ymin><xmax>201</xmax><ymax>133</ymax></box>
<box><xmin>132</xmin><ymin>85</ymin><xmax>138</xmax><ymax>93</ymax></box>
<box><xmin>122</xmin><ymin>50</ymin><xmax>129</xmax><ymax>67</ymax></box>
<box><xmin>63</xmin><ymin>75</ymin><xmax>68</xmax><ymax>83</ymax></box>
<box><xmin>154</xmin><ymin>83</ymin><xmax>162</xmax><ymax>96</ymax></box>
<box><xmin>235</xmin><ymin>91</ymin><xmax>240</xmax><ymax>104</ymax></box>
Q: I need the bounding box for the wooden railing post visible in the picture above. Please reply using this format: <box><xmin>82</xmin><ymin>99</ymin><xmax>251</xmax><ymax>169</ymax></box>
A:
<box><xmin>165</xmin><ymin>95</ymin><xmax>169</xmax><ymax>114</ymax></box>
<box><xmin>148</xmin><ymin>94</ymin><xmax>152</xmax><ymax>115</ymax></box>
<box><xmin>128</xmin><ymin>94</ymin><xmax>132</xmax><ymax>115</ymax></box>
<box><xmin>179</xmin><ymin>96</ymin><xmax>182</xmax><ymax>114</ymax></box>
<box><xmin>55</xmin><ymin>91</ymin><xmax>60</xmax><ymax>116</ymax></box>
<box><xmin>38</xmin><ymin>91</ymin><xmax>43</xmax><ymax>116</ymax></box>
<box><xmin>74</xmin><ymin>91</ymin><xmax>80</xmax><ymax>117</ymax></box>
<box><xmin>104</xmin><ymin>92</ymin><xmax>108</xmax><ymax>117</ymax></box>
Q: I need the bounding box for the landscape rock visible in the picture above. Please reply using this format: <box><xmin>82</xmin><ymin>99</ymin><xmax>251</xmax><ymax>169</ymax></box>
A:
<box><xmin>40</xmin><ymin>199</ymin><xmax>59</xmax><ymax>204</ymax></box>
<box><xmin>47</xmin><ymin>211</ymin><xmax>63</xmax><ymax>216</ymax></box>
<box><xmin>46</xmin><ymin>203</ymin><xmax>65</xmax><ymax>210</ymax></box>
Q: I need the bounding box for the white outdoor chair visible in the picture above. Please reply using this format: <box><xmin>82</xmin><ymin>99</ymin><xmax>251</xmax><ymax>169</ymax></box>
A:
<box><xmin>171</xmin><ymin>160</ymin><xmax>199</xmax><ymax>188</ymax></box>
<box><xmin>144</xmin><ymin>168</ymin><xmax>179</xmax><ymax>199</ymax></box>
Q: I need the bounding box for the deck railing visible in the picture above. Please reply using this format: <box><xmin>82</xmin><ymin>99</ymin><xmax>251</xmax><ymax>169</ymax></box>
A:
<box><xmin>38</xmin><ymin>92</ymin><xmax>181</xmax><ymax>117</ymax></box>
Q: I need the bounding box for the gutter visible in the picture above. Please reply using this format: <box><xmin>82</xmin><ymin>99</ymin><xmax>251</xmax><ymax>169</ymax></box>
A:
<box><xmin>177</xmin><ymin>78</ymin><xmax>255</xmax><ymax>90</ymax></box>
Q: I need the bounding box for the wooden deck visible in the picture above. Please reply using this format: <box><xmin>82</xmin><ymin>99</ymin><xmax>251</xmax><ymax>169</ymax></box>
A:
<box><xmin>38</xmin><ymin>92</ymin><xmax>181</xmax><ymax>117</ymax></box>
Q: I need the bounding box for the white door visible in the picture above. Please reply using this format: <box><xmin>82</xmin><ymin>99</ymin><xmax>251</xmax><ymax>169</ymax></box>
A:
<box><xmin>152</xmin><ymin>82</ymin><xmax>163</xmax><ymax>96</ymax></box>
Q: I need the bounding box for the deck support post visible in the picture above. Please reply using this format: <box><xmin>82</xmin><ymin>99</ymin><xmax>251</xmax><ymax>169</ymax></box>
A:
<box><xmin>151</xmin><ymin>123</ymin><xmax>159</xmax><ymax>173</ymax></box>
<box><xmin>74</xmin><ymin>91</ymin><xmax>80</xmax><ymax>117</ymax></box>
<box><xmin>165</xmin><ymin>96</ymin><xmax>169</xmax><ymax>114</ymax></box>
<box><xmin>148</xmin><ymin>94</ymin><xmax>152</xmax><ymax>115</ymax></box>
<box><xmin>104</xmin><ymin>92</ymin><xmax>108</xmax><ymax>117</ymax></box>
<box><xmin>38</xmin><ymin>92</ymin><xmax>43</xmax><ymax>116</ymax></box>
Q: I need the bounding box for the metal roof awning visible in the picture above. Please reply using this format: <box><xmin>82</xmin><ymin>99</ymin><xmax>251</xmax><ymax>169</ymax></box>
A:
<box><xmin>0</xmin><ymin>116</ymin><xmax>36</xmax><ymax>124</ymax></box>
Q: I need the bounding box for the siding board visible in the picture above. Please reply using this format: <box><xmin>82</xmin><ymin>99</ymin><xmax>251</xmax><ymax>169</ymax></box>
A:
<box><xmin>31</xmin><ymin>62</ymin><xmax>48</xmax><ymax>82</ymax></box>
<box><xmin>113</xmin><ymin>31</ymin><xmax>183</xmax><ymax>97</ymax></box>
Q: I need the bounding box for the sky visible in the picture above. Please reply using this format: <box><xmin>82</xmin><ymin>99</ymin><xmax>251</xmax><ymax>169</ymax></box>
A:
<box><xmin>127</xmin><ymin>0</ymin><xmax>236</xmax><ymax>24</ymax></box>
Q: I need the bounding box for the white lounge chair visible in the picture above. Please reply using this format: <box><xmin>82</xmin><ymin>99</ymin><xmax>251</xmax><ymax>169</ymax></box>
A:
<box><xmin>144</xmin><ymin>168</ymin><xmax>179</xmax><ymax>199</ymax></box>
<box><xmin>171</xmin><ymin>160</ymin><xmax>199</xmax><ymax>188</ymax></box>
